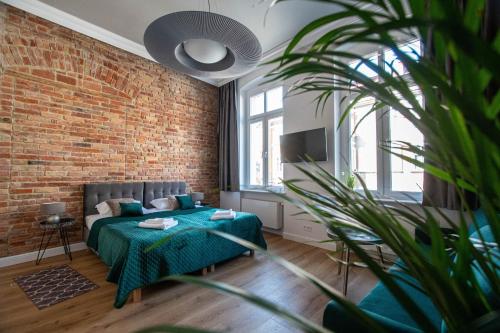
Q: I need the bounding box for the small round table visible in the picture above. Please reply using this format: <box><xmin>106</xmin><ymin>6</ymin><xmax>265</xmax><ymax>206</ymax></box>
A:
<box><xmin>36</xmin><ymin>217</ymin><xmax>75</xmax><ymax>265</ymax></box>
<box><xmin>327</xmin><ymin>227</ymin><xmax>385</xmax><ymax>296</ymax></box>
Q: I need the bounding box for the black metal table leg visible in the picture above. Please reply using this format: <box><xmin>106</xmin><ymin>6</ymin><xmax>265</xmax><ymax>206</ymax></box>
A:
<box><xmin>59</xmin><ymin>227</ymin><xmax>67</xmax><ymax>255</ymax></box>
<box><xmin>36</xmin><ymin>229</ymin><xmax>55</xmax><ymax>265</ymax></box>
<box><xmin>327</xmin><ymin>228</ymin><xmax>385</xmax><ymax>297</ymax></box>
<box><xmin>342</xmin><ymin>247</ymin><xmax>351</xmax><ymax>296</ymax></box>
<box><xmin>59</xmin><ymin>226</ymin><xmax>72</xmax><ymax>261</ymax></box>
<box><xmin>35</xmin><ymin>229</ymin><xmax>46</xmax><ymax>265</ymax></box>
<box><xmin>36</xmin><ymin>218</ymin><xmax>75</xmax><ymax>265</ymax></box>
<box><xmin>62</xmin><ymin>226</ymin><xmax>72</xmax><ymax>260</ymax></box>
<box><xmin>376</xmin><ymin>244</ymin><xmax>385</xmax><ymax>266</ymax></box>
<box><xmin>337</xmin><ymin>241</ymin><xmax>344</xmax><ymax>275</ymax></box>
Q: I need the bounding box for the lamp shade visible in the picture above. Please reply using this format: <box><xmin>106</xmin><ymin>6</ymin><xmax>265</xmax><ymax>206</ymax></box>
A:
<box><xmin>144</xmin><ymin>11</ymin><xmax>262</xmax><ymax>79</ymax></box>
<box><xmin>183</xmin><ymin>39</ymin><xmax>227</xmax><ymax>64</ymax></box>
<box><xmin>40</xmin><ymin>202</ymin><xmax>66</xmax><ymax>215</ymax></box>
<box><xmin>191</xmin><ymin>192</ymin><xmax>204</xmax><ymax>202</ymax></box>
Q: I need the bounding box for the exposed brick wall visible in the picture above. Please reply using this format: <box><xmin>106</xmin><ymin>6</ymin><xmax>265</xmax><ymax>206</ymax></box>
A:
<box><xmin>0</xmin><ymin>5</ymin><xmax>219</xmax><ymax>257</ymax></box>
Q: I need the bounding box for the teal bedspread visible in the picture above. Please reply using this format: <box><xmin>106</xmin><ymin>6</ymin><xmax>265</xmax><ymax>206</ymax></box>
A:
<box><xmin>86</xmin><ymin>207</ymin><xmax>267</xmax><ymax>308</ymax></box>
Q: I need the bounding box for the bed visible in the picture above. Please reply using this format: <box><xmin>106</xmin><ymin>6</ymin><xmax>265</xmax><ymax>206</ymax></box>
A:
<box><xmin>83</xmin><ymin>181</ymin><xmax>267</xmax><ymax>308</ymax></box>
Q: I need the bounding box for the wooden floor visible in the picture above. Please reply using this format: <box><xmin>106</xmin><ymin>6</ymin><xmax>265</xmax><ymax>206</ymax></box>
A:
<box><xmin>0</xmin><ymin>233</ymin><xmax>378</xmax><ymax>333</ymax></box>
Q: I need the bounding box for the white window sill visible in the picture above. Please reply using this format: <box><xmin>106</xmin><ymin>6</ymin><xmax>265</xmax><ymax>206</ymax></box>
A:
<box><xmin>352</xmin><ymin>190</ymin><xmax>422</xmax><ymax>205</ymax></box>
<box><xmin>238</xmin><ymin>187</ymin><xmax>421</xmax><ymax>204</ymax></box>
<box><xmin>374</xmin><ymin>197</ymin><xmax>422</xmax><ymax>206</ymax></box>
<box><xmin>240</xmin><ymin>186</ymin><xmax>285</xmax><ymax>194</ymax></box>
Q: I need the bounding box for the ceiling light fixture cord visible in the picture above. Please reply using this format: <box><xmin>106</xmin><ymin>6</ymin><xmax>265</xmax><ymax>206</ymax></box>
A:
<box><xmin>208</xmin><ymin>0</ymin><xmax>211</xmax><ymax>13</ymax></box>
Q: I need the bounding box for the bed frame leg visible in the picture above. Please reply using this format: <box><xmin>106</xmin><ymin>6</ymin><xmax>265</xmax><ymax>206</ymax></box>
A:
<box><xmin>201</xmin><ymin>267</ymin><xmax>208</xmax><ymax>276</ymax></box>
<box><xmin>208</xmin><ymin>264</ymin><xmax>215</xmax><ymax>273</ymax></box>
<box><xmin>132</xmin><ymin>288</ymin><xmax>142</xmax><ymax>303</ymax></box>
<box><xmin>249</xmin><ymin>249</ymin><xmax>255</xmax><ymax>257</ymax></box>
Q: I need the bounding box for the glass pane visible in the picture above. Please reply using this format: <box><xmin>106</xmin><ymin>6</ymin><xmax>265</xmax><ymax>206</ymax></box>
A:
<box><xmin>390</xmin><ymin>92</ymin><xmax>424</xmax><ymax>192</ymax></box>
<box><xmin>249</xmin><ymin>93</ymin><xmax>264</xmax><ymax>116</ymax></box>
<box><xmin>384</xmin><ymin>40</ymin><xmax>421</xmax><ymax>76</ymax></box>
<box><xmin>350</xmin><ymin>54</ymin><xmax>379</xmax><ymax>79</ymax></box>
<box><xmin>249</xmin><ymin>121</ymin><xmax>263</xmax><ymax>185</ymax></box>
<box><xmin>350</xmin><ymin>96</ymin><xmax>378</xmax><ymax>191</ymax></box>
<box><xmin>268</xmin><ymin>116</ymin><xmax>283</xmax><ymax>186</ymax></box>
<box><xmin>266</xmin><ymin>86</ymin><xmax>283</xmax><ymax>112</ymax></box>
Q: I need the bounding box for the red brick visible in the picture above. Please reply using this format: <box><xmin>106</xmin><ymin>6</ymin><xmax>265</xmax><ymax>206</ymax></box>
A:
<box><xmin>31</xmin><ymin>69</ymin><xmax>54</xmax><ymax>80</ymax></box>
<box><xmin>0</xmin><ymin>4</ymin><xmax>219</xmax><ymax>258</ymax></box>
<box><xmin>56</xmin><ymin>73</ymin><xmax>76</xmax><ymax>85</ymax></box>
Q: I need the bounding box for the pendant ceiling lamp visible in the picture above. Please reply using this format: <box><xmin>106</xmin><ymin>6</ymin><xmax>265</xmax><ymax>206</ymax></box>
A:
<box><xmin>144</xmin><ymin>1</ymin><xmax>262</xmax><ymax>80</ymax></box>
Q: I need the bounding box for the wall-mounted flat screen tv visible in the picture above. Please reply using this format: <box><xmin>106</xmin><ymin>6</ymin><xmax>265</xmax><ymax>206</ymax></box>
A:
<box><xmin>280</xmin><ymin>127</ymin><xmax>327</xmax><ymax>163</ymax></box>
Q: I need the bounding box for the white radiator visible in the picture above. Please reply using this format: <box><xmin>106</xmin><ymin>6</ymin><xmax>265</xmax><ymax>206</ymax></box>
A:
<box><xmin>241</xmin><ymin>198</ymin><xmax>282</xmax><ymax>229</ymax></box>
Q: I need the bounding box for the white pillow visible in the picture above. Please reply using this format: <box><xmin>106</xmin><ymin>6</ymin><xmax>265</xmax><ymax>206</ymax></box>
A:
<box><xmin>85</xmin><ymin>212</ymin><xmax>112</xmax><ymax>229</ymax></box>
<box><xmin>150</xmin><ymin>195</ymin><xmax>187</xmax><ymax>210</ymax></box>
<box><xmin>150</xmin><ymin>198</ymin><xmax>170</xmax><ymax>210</ymax></box>
<box><xmin>95</xmin><ymin>201</ymin><xmax>112</xmax><ymax>215</ymax></box>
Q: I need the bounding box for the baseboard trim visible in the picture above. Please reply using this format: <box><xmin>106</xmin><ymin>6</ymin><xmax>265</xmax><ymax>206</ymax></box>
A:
<box><xmin>0</xmin><ymin>242</ymin><xmax>87</xmax><ymax>268</ymax></box>
<box><xmin>262</xmin><ymin>227</ymin><xmax>283</xmax><ymax>236</ymax></box>
<box><xmin>282</xmin><ymin>232</ymin><xmax>337</xmax><ymax>251</ymax></box>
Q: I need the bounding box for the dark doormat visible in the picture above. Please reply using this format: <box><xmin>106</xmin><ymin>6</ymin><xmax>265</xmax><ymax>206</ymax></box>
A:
<box><xmin>14</xmin><ymin>264</ymin><xmax>99</xmax><ymax>309</ymax></box>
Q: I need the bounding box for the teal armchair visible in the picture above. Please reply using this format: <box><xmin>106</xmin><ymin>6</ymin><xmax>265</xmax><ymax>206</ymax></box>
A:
<box><xmin>322</xmin><ymin>209</ymin><xmax>497</xmax><ymax>333</ymax></box>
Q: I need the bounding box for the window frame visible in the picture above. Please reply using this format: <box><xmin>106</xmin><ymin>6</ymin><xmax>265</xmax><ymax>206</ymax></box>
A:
<box><xmin>243</xmin><ymin>84</ymin><xmax>284</xmax><ymax>190</ymax></box>
<box><xmin>338</xmin><ymin>40</ymin><xmax>424</xmax><ymax>202</ymax></box>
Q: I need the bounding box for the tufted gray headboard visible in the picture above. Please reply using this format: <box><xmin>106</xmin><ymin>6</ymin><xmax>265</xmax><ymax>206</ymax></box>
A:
<box><xmin>143</xmin><ymin>181</ymin><xmax>187</xmax><ymax>208</ymax></box>
<box><xmin>83</xmin><ymin>182</ymin><xmax>144</xmax><ymax>217</ymax></box>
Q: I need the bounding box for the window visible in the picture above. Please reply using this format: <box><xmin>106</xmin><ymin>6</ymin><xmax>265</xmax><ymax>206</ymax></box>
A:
<box><xmin>340</xmin><ymin>40</ymin><xmax>423</xmax><ymax>200</ymax></box>
<box><xmin>350</xmin><ymin>96</ymin><xmax>378</xmax><ymax>191</ymax></box>
<box><xmin>244</xmin><ymin>86</ymin><xmax>284</xmax><ymax>188</ymax></box>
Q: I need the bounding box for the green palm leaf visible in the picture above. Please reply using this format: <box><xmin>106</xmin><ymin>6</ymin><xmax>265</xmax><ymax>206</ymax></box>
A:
<box><xmin>141</xmin><ymin>1</ymin><xmax>499</xmax><ymax>332</ymax></box>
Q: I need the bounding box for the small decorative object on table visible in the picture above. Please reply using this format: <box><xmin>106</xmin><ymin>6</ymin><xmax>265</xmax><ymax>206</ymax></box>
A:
<box><xmin>40</xmin><ymin>202</ymin><xmax>66</xmax><ymax>223</ymax></box>
<box><xmin>191</xmin><ymin>192</ymin><xmax>204</xmax><ymax>206</ymax></box>
<box><xmin>36</xmin><ymin>217</ymin><xmax>75</xmax><ymax>265</ymax></box>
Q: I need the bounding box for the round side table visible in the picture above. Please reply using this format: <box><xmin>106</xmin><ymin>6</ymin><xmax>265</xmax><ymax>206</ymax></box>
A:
<box><xmin>327</xmin><ymin>227</ymin><xmax>385</xmax><ymax>296</ymax></box>
<box><xmin>36</xmin><ymin>217</ymin><xmax>75</xmax><ymax>265</ymax></box>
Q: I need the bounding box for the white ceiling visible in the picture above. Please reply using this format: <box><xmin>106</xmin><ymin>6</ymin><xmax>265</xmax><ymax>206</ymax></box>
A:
<box><xmin>38</xmin><ymin>0</ymin><xmax>340</xmax><ymax>57</ymax></box>
<box><xmin>4</xmin><ymin>0</ymin><xmax>343</xmax><ymax>85</ymax></box>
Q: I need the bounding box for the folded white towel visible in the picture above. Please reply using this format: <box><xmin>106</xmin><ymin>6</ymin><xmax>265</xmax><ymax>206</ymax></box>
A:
<box><xmin>210</xmin><ymin>211</ymin><xmax>236</xmax><ymax>221</ymax></box>
<box><xmin>214</xmin><ymin>212</ymin><xmax>234</xmax><ymax>218</ymax></box>
<box><xmin>212</xmin><ymin>209</ymin><xmax>233</xmax><ymax>216</ymax></box>
<box><xmin>138</xmin><ymin>222</ymin><xmax>165</xmax><ymax>230</ymax></box>
<box><xmin>138</xmin><ymin>219</ymin><xmax>178</xmax><ymax>230</ymax></box>
<box><xmin>143</xmin><ymin>217</ymin><xmax>176</xmax><ymax>225</ymax></box>
<box><xmin>163</xmin><ymin>219</ymin><xmax>178</xmax><ymax>228</ymax></box>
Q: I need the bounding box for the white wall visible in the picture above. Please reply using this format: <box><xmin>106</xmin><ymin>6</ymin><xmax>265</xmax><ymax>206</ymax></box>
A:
<box><xmin>281</xmin><ymin>76</ymin><xmax>335</xmax><ymax>250</ymax></box>
<box><xmin>230</xmin><ymin>63</ymin><xmax>465</xmax><ymax>254</ymax></box>
<box><xmin>220</xmin><ymin>191</ymin><xmax>241</xmax><ymax>211</ymax></box>
<box><xmin>224</xmin><ymin>32</ymin><xmax>468</xmax><ymax>254</ymax></box>
<box><xmin>231</xmin><ymin>64</ymin><xmax>337</xmax><ymax>251</ymax></box>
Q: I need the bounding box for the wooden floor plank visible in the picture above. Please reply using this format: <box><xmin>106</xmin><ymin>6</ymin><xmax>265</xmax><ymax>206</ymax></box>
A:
<box><xmin>0</xmin><ymin>233</ymin><xmax>377</xmax><ymax>333</ymax></box>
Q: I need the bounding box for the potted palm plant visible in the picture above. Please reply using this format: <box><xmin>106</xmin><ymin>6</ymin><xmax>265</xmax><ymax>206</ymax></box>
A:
<box><xmin>143</xmin><ymin>0</ymin><xmax>499</xmax><ymax>332</ymax></box>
